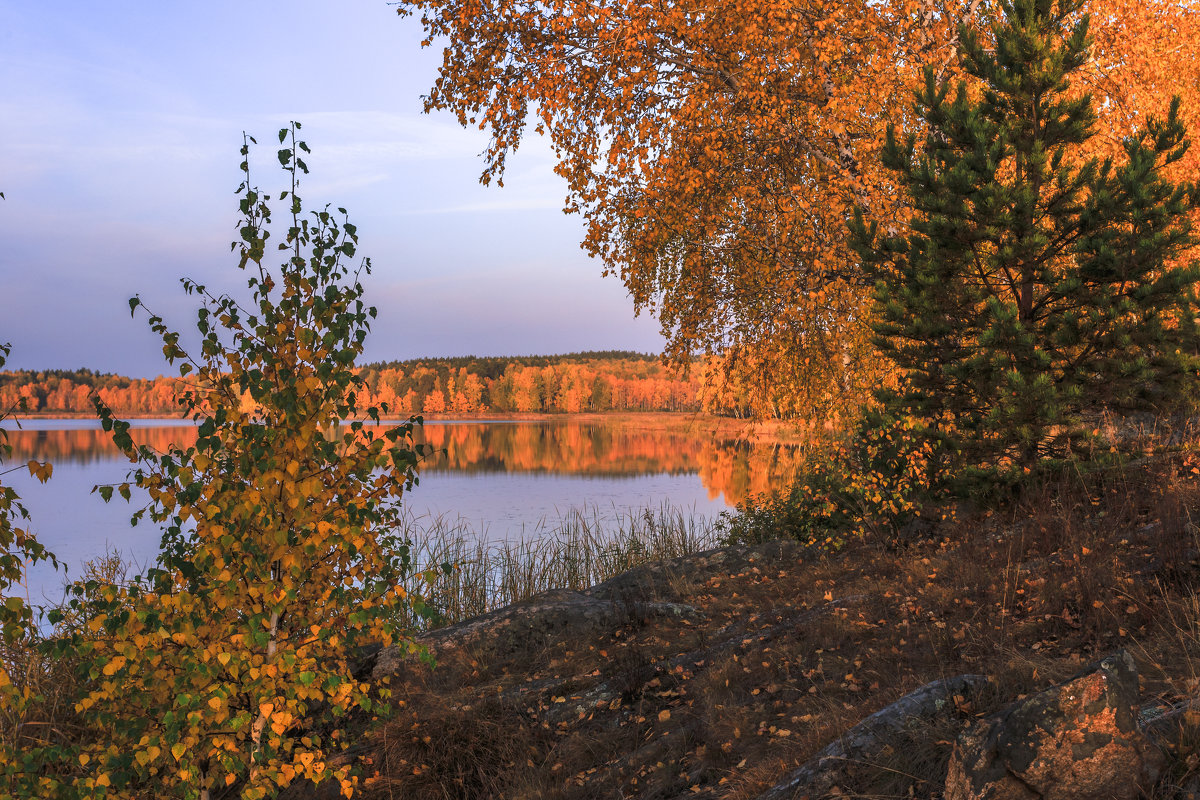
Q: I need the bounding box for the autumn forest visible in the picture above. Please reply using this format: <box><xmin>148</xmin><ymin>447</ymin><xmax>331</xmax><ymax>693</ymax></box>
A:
<box><xmin>0</xmin><ymin>351</ymin><xmax>794</xmax><ymax>418</ymax></box>
<box><xmin>0</xmin><ymin>353</ymin><xmax>695</xmax><ymax>415</ymax></box>
<box><xmin>7</xmin><ymin>0</ymin><xmax>1200</xmax><ymax>798</ymax></box>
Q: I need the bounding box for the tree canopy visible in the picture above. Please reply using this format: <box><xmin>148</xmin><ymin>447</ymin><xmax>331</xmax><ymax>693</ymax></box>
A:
<box><xmin>395</xmin><ymin>0</ymin><xmax>1200</xmax><ymax>418</ymax></box>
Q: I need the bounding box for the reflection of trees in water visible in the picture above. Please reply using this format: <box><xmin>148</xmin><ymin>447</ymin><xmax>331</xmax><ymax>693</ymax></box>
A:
<box><xmin>5</xmin><ymin>427</ymin><xmax>199</xmax><ymax>466</ymax></box>
<box><xmin>697</xmin><ymin>439</ymin><xmax>807</xmax><ymax>508</ymax></box>
<box><xmin>416</xmin><ymin>422</ymin><xmax>708</xmax><ymax>477</ymax></box>
<box><xmin>417</xmin><ymin>422</ymin><xmax>807</xmax><ymax>506</ymax></box>
<box><xmin>8</xmin><ymin>421</ymin><xmax>806</xmax><ymax>508</ymax></box>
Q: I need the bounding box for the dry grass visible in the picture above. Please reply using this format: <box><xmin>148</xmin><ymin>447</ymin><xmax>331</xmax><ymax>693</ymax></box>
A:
<box><xmin>390</xmin><ymin>503</ymin><xmax>721</xmax><ymax>631</ymax></box>
<box><xmin>0</xmin><ymin>550</ymin><xmax>132</xmax><ymax>783</ymax></box>
<box><xmin>362</xmin><ymin>446</ymin><xmax>1200</xmax><ymax>800</ymax></box>
<box><xmin>8</xmin><ymin>432</ymin><xmax>1200</xmax><ymax>798</ymax></box>
<box><xmin>0</xmin><ymin>634</ymin><xmax>81</xmax><ymax>759</ymax></box>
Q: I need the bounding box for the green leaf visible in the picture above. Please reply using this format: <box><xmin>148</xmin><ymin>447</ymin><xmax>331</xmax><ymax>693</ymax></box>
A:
<box><xmin>64</xmin><ymin>125</ymin><xmax>429</xmax><ymax>797</ymax></box>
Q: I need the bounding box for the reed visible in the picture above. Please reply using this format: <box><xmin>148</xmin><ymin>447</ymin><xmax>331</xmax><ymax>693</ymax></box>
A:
<box><xmin>391</xmin><ymin>503</ymin><xmax>720</xmax><ymax>630</ymax></box>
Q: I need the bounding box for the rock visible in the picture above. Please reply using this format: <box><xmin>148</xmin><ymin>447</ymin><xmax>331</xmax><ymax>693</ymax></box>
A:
<box><xmin>944</xmin><ymin>650</ymin><xmax>1163</xmax><ymax>800</ymax></box>
<box><xmin>587</xmin><ymin>538</ymin><xmax>807</xmax><ymax>601</ymax></box>
<box><xmin>756</xmin><ymin>674</ymin><xmax>991</xmax><ymax>800</ymax></box>
<box><xmin>371</xmin><ymin>539</ymin><xmax>809</xmax><ymax>680</ymax></box>
<box><xmin>373</xmin><ymin>589</ymin><xmax>702</xmax><ymax>678</ymax></box>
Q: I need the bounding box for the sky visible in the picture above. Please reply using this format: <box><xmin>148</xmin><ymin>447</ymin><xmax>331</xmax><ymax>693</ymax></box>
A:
<box><xmin>0</xmin><ymin>1</ymin><xmax>665</xmax><ymax>378</ymax></box>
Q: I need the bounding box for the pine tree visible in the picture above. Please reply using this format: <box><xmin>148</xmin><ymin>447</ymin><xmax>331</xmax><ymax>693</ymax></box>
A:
<box><xmin>852</xmin><ymin>0</ymin><xmax>1200</xmax><ymax>474</ymax></box>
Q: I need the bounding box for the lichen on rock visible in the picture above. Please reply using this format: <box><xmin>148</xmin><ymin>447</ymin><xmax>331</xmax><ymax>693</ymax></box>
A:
<box><xmin>945</xmin><ymin>650</ymin><xmax>1163</xmax><ymax>800</ymax></box>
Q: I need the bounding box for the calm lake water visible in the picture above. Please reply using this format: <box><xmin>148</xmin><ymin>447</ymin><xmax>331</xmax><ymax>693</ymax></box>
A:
<box><xmin>2</xmin><ymin>417</ymin><xmax>803</xmax><ymax>607</ymax></box>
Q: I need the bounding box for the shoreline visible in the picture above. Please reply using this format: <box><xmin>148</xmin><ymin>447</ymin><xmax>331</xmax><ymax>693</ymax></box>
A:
<box><xmin>9</xmin><ymin>410</ymin><xmax>820</xmax><ymax>443</ymax></box>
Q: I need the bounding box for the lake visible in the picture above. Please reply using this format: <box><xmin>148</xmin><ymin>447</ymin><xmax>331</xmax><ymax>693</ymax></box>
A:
<box><xmin>2</xmin><ymin>416</ymin><xmax>804</xmax><ymax>607</ymax></box>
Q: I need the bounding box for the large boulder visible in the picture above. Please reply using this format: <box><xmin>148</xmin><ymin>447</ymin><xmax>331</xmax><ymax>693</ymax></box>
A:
<box><xmin>944</xmin><ymin>650</ymin><xmax>1163</xmax><ymax>800</ymax></box>
<box><xmin>756</xmin><ymin>674</ymin><xmax>991</xmax><ymax>800</ymax></box>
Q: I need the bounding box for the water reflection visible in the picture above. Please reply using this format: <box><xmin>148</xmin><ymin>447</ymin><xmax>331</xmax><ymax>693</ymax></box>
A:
<box><xmin>5</xmin><ymin>425</ymin><xmax>197</xmax><ymax>466</ymax></box>
<box><xmin>4</xmin><ymin>418</ymin><xmax>806</xmax><ymax>605</ymax></box>
<box><xmin>5</xmin><ymin>419</ymin><xmax>805</xmax><ymax>507</ymax></box>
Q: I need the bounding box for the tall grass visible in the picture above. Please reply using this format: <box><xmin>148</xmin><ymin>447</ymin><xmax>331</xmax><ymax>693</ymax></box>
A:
<box><xmin>392</xmin><ymin>503</ymin><xmax>721</xmax><ymax>630</ymax></box>
<box><xmin>1</xmin><ymin>507</ymin><xmax>716</xmax><ymax>763</ymax></box>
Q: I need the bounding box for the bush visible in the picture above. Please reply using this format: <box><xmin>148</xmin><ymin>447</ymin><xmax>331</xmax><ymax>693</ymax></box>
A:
<box><xmin>41</xmin><ymin>124</ymin><xmax>430</xmax><ymax>800</ymax></box>
<box><xmin>718</xmin><ymin>410</ymin><xmax>941</xmax><ymax>550</ymax></box>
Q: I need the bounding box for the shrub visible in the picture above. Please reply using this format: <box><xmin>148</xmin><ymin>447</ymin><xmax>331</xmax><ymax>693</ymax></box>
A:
<box><xmin>719</xmin><ymin>410</ymin><xmax>940</xmax><ymax>550</ymax></box>
<box><xmin>45</xmin><ymin>124</ymin><xmax>430</xmax><ymax>800</ymax></box>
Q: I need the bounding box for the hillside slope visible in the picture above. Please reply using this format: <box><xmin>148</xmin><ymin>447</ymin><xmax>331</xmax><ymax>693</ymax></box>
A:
<box><xmin>335</xmin><ymin>455</ymin><xmax>1200</xmax><ymax>799</ymax></box>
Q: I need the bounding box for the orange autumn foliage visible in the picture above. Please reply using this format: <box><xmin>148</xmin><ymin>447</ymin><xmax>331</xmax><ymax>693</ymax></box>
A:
<box><xmin>0</xmin><ymin>356</ymin><xmax>703</xmax><ymax>417</ymax></box>
<box><xmin>394</xmin><ymin>0</ymin><xmax>1200</xmax><ymax>418</ymax></box>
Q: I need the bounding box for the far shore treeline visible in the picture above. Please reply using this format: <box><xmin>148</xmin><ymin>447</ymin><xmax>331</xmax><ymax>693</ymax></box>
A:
<box><xmin>0</xmin><ymin>351</ymin><xmax>736</xmax><ymax>416</ymax></box>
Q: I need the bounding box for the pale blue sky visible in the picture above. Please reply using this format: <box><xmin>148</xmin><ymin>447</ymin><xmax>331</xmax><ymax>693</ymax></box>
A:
<box><xmin>0</xmin><ymin>1</ymin><xmax>664</xmax><ymax>377</ymax></box>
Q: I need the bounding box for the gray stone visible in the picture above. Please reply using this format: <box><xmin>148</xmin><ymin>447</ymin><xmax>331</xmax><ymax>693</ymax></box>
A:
<box><xmin>756</xmin><ymin>674</ymin><xmax>991</xmax><ymax>800</ymax></box>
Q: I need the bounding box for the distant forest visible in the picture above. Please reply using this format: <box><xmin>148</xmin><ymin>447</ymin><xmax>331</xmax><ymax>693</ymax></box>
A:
<box><xmin>0</xmin><ymin>352</ymin><xmax>705</xmax><ymax>416</ymax></box>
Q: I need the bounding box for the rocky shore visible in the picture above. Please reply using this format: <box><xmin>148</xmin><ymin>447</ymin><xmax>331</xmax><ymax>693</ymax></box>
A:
<box><xmin>323</xmin><ymin>478</ymin><xmax>1200</xmax><ymax>800</ymax></box>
